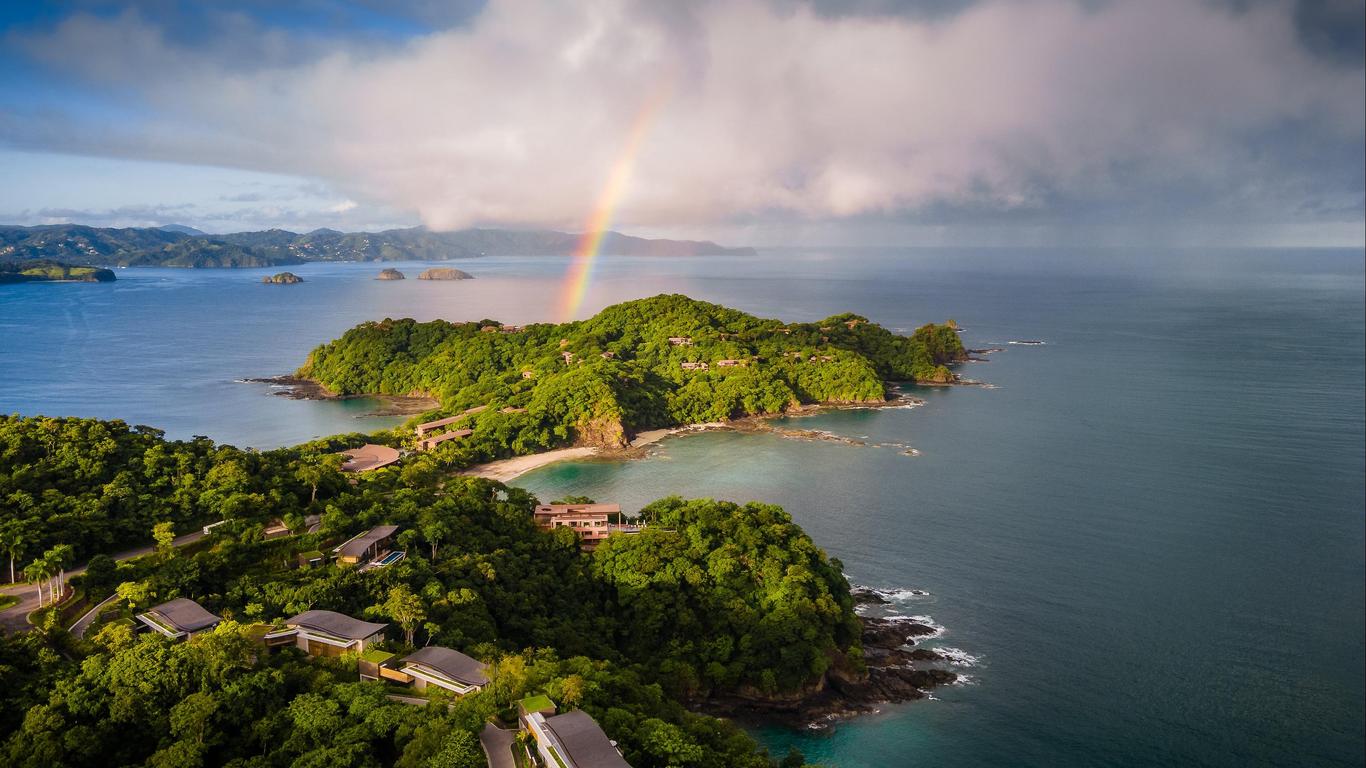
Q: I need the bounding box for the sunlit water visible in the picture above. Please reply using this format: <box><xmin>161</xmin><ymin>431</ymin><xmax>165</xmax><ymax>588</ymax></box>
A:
<box><xmin>2</xmin><ymin>249</ymin><xmax>1362</xmax><ymax>766</ymax></box>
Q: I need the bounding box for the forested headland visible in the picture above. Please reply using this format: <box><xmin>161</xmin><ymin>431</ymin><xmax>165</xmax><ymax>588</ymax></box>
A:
<box><xmin>0</xmin><ymin>414</ymin><xmax>889</xmax><ymax>767</ymax></box>
<box><xmin>299</xmin><ymin>294</ymin><xmax>965</xmax><ymax>459</ymax></box>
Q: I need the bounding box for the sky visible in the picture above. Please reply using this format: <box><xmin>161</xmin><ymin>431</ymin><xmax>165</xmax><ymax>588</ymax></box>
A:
<box><xmin>0</xmin><ymin>0</ymin><xmax>1362</xmax><ymax>247</ymax></box>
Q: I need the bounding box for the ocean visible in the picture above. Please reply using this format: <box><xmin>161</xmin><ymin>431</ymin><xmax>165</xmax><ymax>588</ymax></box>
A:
<box><xmin>2</xmin><ymin>248</ymin><xmax>1362</xmax><ymax>766</ymax></box>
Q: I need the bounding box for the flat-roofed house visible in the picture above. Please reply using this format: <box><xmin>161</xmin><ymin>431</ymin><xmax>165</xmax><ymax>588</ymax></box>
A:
<box><xmin>399</xmin><ymin>646</ymin><xmax>490</xmax><ymax>696</ymax></box>
<box><xmin>417</xmin><ymin>429</ymin><xmax>472</xmax><ymax>452</ymax></box>
<box><xmin>340</xmin><ymin>444</ymin><xmax>400</xmax><ymax>472</ymax></box>
<box><xmin>521</xmin><ymin>704</ymin><xmax>631</xmax><ymax>768</ymax></box>
<box><xmin>333</xmin><ymin>525</ymin><xmax>399</xmax><ymax>565</ymax></box>
<box><xmin>534</xmin><ymin>503</ymin><xmax>637</xmax><ymax>550</ymax></box>
<box><xmin>265</xmin><ymin>610</ymin><xmax>388</xmax><ymax>656</ymax></box>
<box><xmin>414</xmin><ymin>415</ymin><xmax>463</xmax><ymax>437</ymax></box>
<box><xmin>136</xmin><ymin>598</ymin><xmax>221</xmax><ymax>641</ymax></box>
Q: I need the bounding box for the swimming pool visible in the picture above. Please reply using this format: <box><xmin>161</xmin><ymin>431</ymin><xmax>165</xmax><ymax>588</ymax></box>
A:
<box><xmin>374</xmin><ymin>550</ymin><xmax>406</xmax><ymax>566</ymax></box>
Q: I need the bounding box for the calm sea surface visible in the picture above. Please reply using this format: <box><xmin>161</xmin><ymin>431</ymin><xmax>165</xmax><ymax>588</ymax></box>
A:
<box><xmin>2</xmin><ymin>249</ymin><xmax>1363</xmax><ymax>766</ymax></box>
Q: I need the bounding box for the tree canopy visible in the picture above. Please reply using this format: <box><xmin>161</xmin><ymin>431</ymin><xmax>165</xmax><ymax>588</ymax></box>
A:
<box><xmin>299</xmin><ymin>294</ymin><xmax>964</xmax><ymax>461</ymax></box>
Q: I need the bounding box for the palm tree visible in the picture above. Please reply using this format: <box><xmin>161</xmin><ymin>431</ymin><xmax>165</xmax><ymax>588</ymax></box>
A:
<box><xmin>46</xmin><ymin>544</ymin><xmax>74</xmax><ymax>602</ymax></box>
<box><xmin>0</xmin><ymin>522</ymin><xmax>25</xmax><ymax>584</ymax></box>
<box><xmin>23</xmin><ymin>558</ymin><xmax>50</xmax><ymax>607</ymax></box>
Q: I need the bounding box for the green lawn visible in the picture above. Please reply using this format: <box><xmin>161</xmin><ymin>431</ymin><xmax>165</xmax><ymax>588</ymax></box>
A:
<box><xmin>518</xmin><ymin>694</ymin><xmax>555</xmax><ymax>714</ymax></box>
<box><xmin>0</xmin><ymin>594</ymin><xmax>19</xmax><ymax>611</ymax></box>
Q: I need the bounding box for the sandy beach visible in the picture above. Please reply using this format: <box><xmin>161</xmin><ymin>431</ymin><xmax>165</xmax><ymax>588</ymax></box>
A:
<box><xmin>459</xmin><ymin>447</ymin><xmax>601</xmax><ymax>482</ymax></box>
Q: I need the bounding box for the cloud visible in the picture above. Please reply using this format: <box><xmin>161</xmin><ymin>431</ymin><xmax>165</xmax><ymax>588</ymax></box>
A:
<box><xmin>3</xmin><ymin>0</ymin><xmax>1362</xmax><ymax>237</ymax></box>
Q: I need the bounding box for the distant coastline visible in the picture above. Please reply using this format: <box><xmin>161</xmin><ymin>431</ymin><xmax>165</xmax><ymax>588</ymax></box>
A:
<box><xmin>0</xmin><ymin>222</ymin><xmax>756</xmax><ymax>268</ymax></box>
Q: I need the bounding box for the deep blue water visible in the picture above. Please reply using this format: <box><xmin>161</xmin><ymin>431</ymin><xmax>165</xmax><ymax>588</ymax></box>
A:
<box><xmin>2</xmin><ymin>248</ymin><xmax>1363</xmax><ymax>766</ymax></box>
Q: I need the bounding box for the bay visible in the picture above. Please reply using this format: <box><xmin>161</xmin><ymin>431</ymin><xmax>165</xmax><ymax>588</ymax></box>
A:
<box><xmin>2</xmin><ymin>248</ymin><xmax>1362</xmax><ymax>766</ymax></box>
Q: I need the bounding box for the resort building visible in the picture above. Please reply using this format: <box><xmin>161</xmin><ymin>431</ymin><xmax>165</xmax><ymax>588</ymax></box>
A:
<box><xmin>533</xmin><ymin>503</ymin><xmax>640</xmax><ymax>550</ymax></box>
<box><xmin>680</xmin><ymin>361</ymin><xmax>708</xmax><ymax>371</ymax></box>
<box><xmin>264</xmin><ymin>610</ymin><xmax>388</xmax><ymax>656</ymax></box>
<box><xmin>356</xmin><ymin>645</ymin><xmax>489</xmax><ymax>697</ymax></box>
<box><xmin>518</xmin><ymin>697</ymin><xmax>631</xmax><ymax>768</ymax></box>
<box><xmin>136</xmin><ymin>598</ymin><xmax>221</xmax><ymax>641</ymax></box>
<box><xmin>414</xmin><ymin>415</ymin><xmax>463</xmax><ymax>437</ymax></box>
<box><xmin>667</xmin><ymin>336</ymin><xmax>693</xmax><ymax>346</ymax></box>
<box><xmin>334</xmin><ymin>525</ymin><xmax>399</xmax><ymax>565</ymax></box>
<box><xmin>417</xmin><ymin>428</ymin><xmax>472</xmax><ymax>451</ymax></box>
<box><xmin>340</xmin><ymin>444</ymin><xmax>401</xmax><ymax>472</ymax></box>
<box><xmin>398</xmin><ymin>646</ymin><xmax>490</xmax><ymax>695</ymax></box>
<box><xmin>716</xmin><ymin>359</ymin><xmax>743</xmax><ymax>367</ymax></box>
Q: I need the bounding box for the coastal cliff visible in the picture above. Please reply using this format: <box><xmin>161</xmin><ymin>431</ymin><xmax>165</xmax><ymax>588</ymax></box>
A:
<box><xmin>701</xmin><ymin>616</ymin><xmax>957</xmax><ymax>725</ymax></box>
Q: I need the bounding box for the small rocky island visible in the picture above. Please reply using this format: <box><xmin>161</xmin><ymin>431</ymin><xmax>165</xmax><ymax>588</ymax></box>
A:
<box><xmin>417</xmin><ymin>267</ymin><xmax>473</xmax><ymax>280</ymax></box>
<box><xmin>376</xmin><ymin>268</ymin><xmax>406</xmax><ymax>280</ymax></box>
<box><xmin>262</xmin><ymin>272</ymin><xmax>304</xmax><ymax>284</ymax></box>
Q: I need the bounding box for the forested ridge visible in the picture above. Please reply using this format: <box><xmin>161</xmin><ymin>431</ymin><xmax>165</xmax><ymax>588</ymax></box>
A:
<box><xmin>300</xmin><ymin>294</ymin><xmax>964</xmax><ymax>457</ymax></box>
<box><xmin>0</xmin><ymin>414</ymin><xmax>849</xmax><ymax>766</ymax></box>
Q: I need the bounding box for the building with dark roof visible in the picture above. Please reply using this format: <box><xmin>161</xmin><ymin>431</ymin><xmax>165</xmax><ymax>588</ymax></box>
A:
<box><xmin>523</xmin><ymin>707</ymin><xmax>631</xmax><ymax>768</ymax></box>
<box><xmin>334</xmin><ymin>525</ymin><xmax>399</xmax><ymax>564</ymax></box>
<box><xmin>264</xmin><ymin>609</ymin><xmax>388</xmax><ymax>656</ymax></box>
<box><xmin>399</xmin><ymin>646</ymin><xmax>490</xmax><ymax>695</ymax></box>
<box><xmin>136</xmin><ymin>598</ymin><xmax>221</xmax><ymax>640</ymax></box>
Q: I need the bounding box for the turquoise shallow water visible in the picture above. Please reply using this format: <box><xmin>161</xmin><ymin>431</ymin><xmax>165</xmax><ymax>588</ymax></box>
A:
<box><xmin>2</xmin><ymin>248</ymin><xmax>1362</xmax><ymax>766</ymax></box>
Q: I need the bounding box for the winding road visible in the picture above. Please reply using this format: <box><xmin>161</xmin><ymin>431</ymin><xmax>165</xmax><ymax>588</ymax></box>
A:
<box><xmin>0</xmin><ymin>530</ymin><xmax>206</xmax><ymax>634</ymax></box>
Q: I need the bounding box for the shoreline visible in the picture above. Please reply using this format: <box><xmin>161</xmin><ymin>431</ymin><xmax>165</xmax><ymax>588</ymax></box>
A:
<box><xmin>459</xmin><ymin>392</ymin><xmax>934</xmax><ymax>483</ymax></box>
<box><xmin>243</xmin><ymin>376</ymin><xmax>439</xmax><ymax>416</ymax></box>
<box><xmin>459</xmin><ymin>447</ymin><xmax>602</xmax><ymax>482</ymax></box>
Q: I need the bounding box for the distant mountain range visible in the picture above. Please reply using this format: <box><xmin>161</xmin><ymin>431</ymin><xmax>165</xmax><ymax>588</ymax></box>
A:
<box><xmin>0</xmin><ymin>224</ymin><xmax>755</xmax><ymax>268</ymax></box>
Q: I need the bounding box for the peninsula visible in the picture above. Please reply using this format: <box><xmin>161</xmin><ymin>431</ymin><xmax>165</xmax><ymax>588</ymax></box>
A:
<box><xmin>0</xmin><ymin>259</ymin><xmax>115</xmax><ymax>283</ymax></box>
<box><xmin>0</xmin><ymin>412</ymin><xmax>954</xmax><ymax>767</ymax></box>
<box><xmin>294</xmin><ymin>294</ymin><xmax>965</xmax><ymax>464</ymax></box>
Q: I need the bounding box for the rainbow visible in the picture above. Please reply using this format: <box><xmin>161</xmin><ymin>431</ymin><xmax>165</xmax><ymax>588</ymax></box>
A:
<box><xmin>555</xmin><ymin>91</ymin><xmax>669</xmax><ymax>322</ymax></box>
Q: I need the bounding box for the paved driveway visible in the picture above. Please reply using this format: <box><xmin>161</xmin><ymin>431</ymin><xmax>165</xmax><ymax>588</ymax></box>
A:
<box><xmin>480</xmin><ymin>724</ymin><xmax>517</xmax><ymax>768</ymax></box>
<box><xmin>0</xmin><ymin>530</ymin><xmax>205</xmax><ymax>634</ymax></box>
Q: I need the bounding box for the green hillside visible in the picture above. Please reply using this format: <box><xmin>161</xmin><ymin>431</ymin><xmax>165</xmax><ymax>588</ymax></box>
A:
<box><xmin>299</xmin><ymin>294</ymin><xmax>964</xmax><ymax>457</ymax></box>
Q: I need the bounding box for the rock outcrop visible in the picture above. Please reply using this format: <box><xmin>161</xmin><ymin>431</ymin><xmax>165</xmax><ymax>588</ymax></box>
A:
<box><xmin>700</xmin><ymin>615</ymin><xmax>957</xmax><ymax>726</ymax></box>
<box><xmin>416</xmin><ymin>267</ymin><xmax>473</xmax><ymax>280</ymax></box>
<box><xmin>262</xmin><ymin>272</ymin><xmax>303</xmax><ymax>284</ymax></box>
<box><xmin>376</xmin><ymin>268</ymin><xmax>406</xmax><ymax>280</ymax></box>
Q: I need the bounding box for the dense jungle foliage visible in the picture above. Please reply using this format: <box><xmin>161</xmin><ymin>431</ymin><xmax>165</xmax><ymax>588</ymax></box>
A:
<box><xmin>299</xmin><ymin>294</ymin><xmax>964</xmax><ymax>456</ymax></box>
<box><xmin>0</xmin><ymin>415</ymin><xmax>848</xmax><ymax>767</ymax></box>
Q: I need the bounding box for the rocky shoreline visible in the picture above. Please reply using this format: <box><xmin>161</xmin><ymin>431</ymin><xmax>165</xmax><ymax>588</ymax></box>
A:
<box><xmin>699</xmin><ymin>609</ymin><xmax>958</xmax><ymax>728</ymax></box>
<box><xmin>243</xmin><ymin>376</ymin><xmax>438</xmax><ymax>416</ymax></box>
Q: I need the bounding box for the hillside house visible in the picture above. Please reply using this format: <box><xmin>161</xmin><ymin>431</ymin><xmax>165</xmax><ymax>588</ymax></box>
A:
<box><xmin>265</xmin><ymin>610</ymin><xmax>388</xmax><ymax>656</ymax></box>
<box><xmin>136</xmin><ymin>598</ymin><xmax>221</xmax><ymax>641</ymax></box>
<box><xmin>334</xmin><ymin>525</ymin><xmax>399</xmax><ymax>565</ymax></box>
<box><xmin>519</xmin><ymin>698</ymin><xmax>631</xmax><ymax>768</ymax></box>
